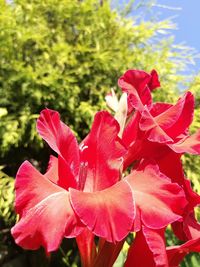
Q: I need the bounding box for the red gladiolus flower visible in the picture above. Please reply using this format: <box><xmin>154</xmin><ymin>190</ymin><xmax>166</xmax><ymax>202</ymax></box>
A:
<box><xmin>11</xmin><ymin>68</ymin><xmax>200</xmax><ymax>266</ymax></box>
<box><xmin>11</xmin><ymin>108</ymin><xmax>186</xmax><ymax>254</ymax></box>
<box><xmin>11</xmin><ymin>109</ymin><xmax>135</xmax><ymax>252</ymax></box>
<box><xmin>122</xmin><ymin>90</ymin><xmax>200</xmax><ymax>173</ymax></box>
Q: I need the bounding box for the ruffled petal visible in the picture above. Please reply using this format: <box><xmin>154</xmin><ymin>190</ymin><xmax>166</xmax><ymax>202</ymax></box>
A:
<box><xmin>139</xmin><ymin>108</ymin><xmax>173</xmax><ymax>143</ymax></box>
<box><xmin>11</xmin><ymin>161</ymin><xmax>83</xmax><ymax>253</ymax></box>
<box><xmin>169</xmin><ymin>129</ymin><xmax>200</xmax><ymax>154</ymax></box>
<box><xmin>149</xmin><ymin>69</ymin><xmax>161</xmax><ymax>91</ymax></box>
<box><xmin>80</xmin><ymin>111</ymin><xmax>127</xmax><ymax>192</ymax></box>
<box><xmin>164</xmin><ymin>92</ymin><xmax>194</xmax><ymax>139</ymax></box>
<box><xmin>118</xmin><ymin>69</ymin><xmax>153</xmax><ymax>111</ymax></box>
<box><xmin>37</xmin><ymin>109</ymin><xmax>79</xmax><ymax>189</ymax></box>
<box><xmin>139</xmin><ymin>92</ymin><xmax>194</xmax><ymax>144</ymax></box>
<box><xmin>126</xmin><ymin>161</ymin><xmax>187</xmax><ymax>230</ymax></box>
<box><xmin>69</xmin><ymin>180</ymin><xmax>134</xmax><ymax>243</ymax></box>
<box><xmin>154</xmin><ymin>92</ymin><xmax>194</xmax><ymax>135</ymax></box>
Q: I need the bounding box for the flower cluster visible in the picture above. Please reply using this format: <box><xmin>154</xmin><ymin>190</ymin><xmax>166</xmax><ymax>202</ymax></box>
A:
<box><xmin>11</xmin><ymin>70</ymin><xmax>200</xmax><ymax>266</ymax></box>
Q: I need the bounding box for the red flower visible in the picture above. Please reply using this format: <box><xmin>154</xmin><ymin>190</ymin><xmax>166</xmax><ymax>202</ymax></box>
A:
<box><xmin>11</xmin><ymin>68</ymin><xmax>200</xmax><ymax>265</ymax></box>
<box><xmin>11</xmin><ymin>109</ymin><xmax>134</xmax><ymax>252</ymax></box>
<box><xmin>11</xmin><ymin>108</ymin><xmax>186</xmax><ymax>253</ymax></box>
<box><xmin>122</xmin><ymin>90</ymin><xmax>200</xmax><ymax>170</ymax></box>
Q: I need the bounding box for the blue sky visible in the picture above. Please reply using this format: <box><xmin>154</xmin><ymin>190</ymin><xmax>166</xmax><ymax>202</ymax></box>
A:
<box><xmin>118</xmin><ymin>0</ymin><xmax>200</xmax><ymax>73</ymax></box>
<box><xmin>156</xmin><ymin>1</ymin><xmax>200</xmax><ymax>73</ymax></box>
<box><xmin>149</xmin><ymin>1</ymin><xmax>200</xmax><ymax>51</ymax></box>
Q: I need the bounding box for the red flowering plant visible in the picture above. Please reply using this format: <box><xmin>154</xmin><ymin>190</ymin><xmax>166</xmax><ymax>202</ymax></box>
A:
<box><xmin>11</xmin><ymin>69</ymin><xmax>200</xmax><ymax>266</ymax></box>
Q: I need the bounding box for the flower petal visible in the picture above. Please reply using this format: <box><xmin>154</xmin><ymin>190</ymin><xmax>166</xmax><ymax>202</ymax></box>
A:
<box><xmin>149</xmin><ymin>69</ymin><xmax>160</xmax><ymax>91</ymax></box>
<box><xmin>11</xmin><ymin>161</ymin><xmax>83</xmax><ymax>252</ymax></box>
<box><xmin>139</xmin><ymin>92</ymin><xmax>194</xmax><ymax>144</ymax></box>
<box><xmin>172</xmin><ymin>212</ymin><xmax>200</xmax><ymax>241</ymax></box>
<box><xmin>122</xmin><ymin>111</ymin><xmax>141</xmax><ymax>147</ymax></box>
<box><xmin>105</xmin><ymin>88</ymin><xmax>119</xmax><ymax>112</ymax></box>
<box><xmin>114</xmin><ymin>93</ymin><xmax>128</xmax><ymax>138</ymax></box>
<box><xmin>155</xmin><ymin>150</ymin><xmax>184</xmax><ymax>185</ymax></box>
<box><xmin>69</xmin><ymin>180</ymin><xmax>134</xmax><ymax>242</ymax></box>
<box><xmin>139</xmin><ymin>108</ymin><xmax>173</xmax><ymax>143</ymax></box>
<box><xmin>80</xmin><ymin>111</ymin><xmax>127</xmax><ymax>192</ymax></box>
<box><xmin>172</xmin><ymin>179</ymin><xmax>200</xmax><ymax>241</ymax></box>
<box><xmin>126</xmin><ymin>161</ymin><xmax>187</xmax><ymax>230</ymax></box>
<box><xmin>44</xmin><ymin>155</ymin><xmax>58</xmax><ymax>183</ymax></box>
<box><xmin>37</xmin><ymin>109</ymin><xmax>79</xmax><ymax>189</ymax></box>
<box><xmin>164</xmin><ymin>92</ymin><xmax>194</xmax><ymax>139</ymax></box>
<box><xmin>118</xmin><ymin>69</ymin><xmax>153</xmax><ymax>111</ymax></box>
<box><xmin>153</xmin><ymin>92</ymin><xmax>194</xmax><ymax>135</ymax></box>
<box><xmin>169</xmin><ymin>129</ymin><xmax>200</xmax><ymax>154</ymax></box>
<box><xmin>167</xmin><ymin>237</ymin><xmax>200</xmax><ymax>267</ymax></box>
<box><xmin>150</xmin><ymin>103</ymin><xmax>173</xmax><ymax>118</ymax></box>
<box><xmin>125</xmin><ymin>226</ymin><xmax>168</xmax><ymax>267</ymax></box>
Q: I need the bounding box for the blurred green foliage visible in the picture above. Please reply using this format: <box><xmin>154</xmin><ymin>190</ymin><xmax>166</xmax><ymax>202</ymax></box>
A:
<box><xmin>0</xmin><ymin>0</ymin><xmax>199</xmax><ymax>266</ymax></box>
<box><xmin>0</xmin><ymin>168</ymin><xmax>15</xmax><ymax>225</ymax></box>
<box><xmin>0</xmin><ymin>0</ymin><xmax>197</xmax><ymax>172</ymax></box>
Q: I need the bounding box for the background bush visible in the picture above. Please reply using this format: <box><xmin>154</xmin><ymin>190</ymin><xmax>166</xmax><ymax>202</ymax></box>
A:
<box><xmin>0</xmin><ymin>0</ymin><xmax>199</xmax><ymax>266</ymax></box>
